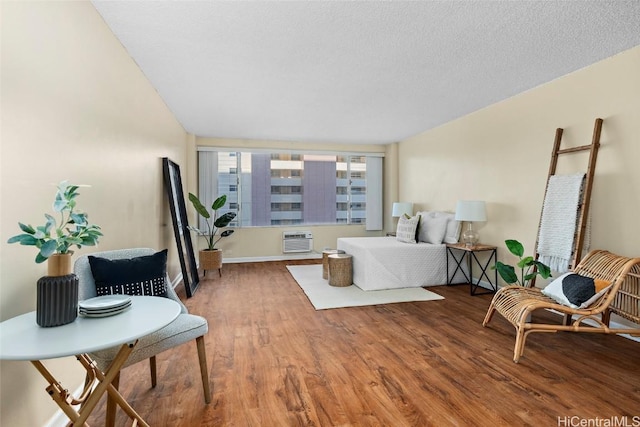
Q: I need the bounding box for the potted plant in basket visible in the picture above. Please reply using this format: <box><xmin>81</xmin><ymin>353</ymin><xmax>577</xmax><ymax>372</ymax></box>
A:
<box><xmin>187</xmin><ymin>193</ymin><xmax>236</xmax><ymax>276</ymax></box>
<box><xmin>7</xmin><ymin>181</ymin><xmax>102</xmax><ymax>326</ymax></box>
<box><xmin>493</xmin><ymin>239</ymin><xmax>552</xmax><ymax>287</ymax></box>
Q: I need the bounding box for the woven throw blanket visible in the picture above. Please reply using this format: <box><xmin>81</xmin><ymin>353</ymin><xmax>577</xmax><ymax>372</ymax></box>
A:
<box><xmin>537</xmin><ymin>173</ymin><xmax>585</xmax><ymax>273</ymax></box>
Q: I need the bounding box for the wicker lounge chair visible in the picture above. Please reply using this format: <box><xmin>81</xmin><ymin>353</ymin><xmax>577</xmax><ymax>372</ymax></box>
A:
<box><xmin>483</xmin><ymin>249</ymin><xmax>640</xmax><ymax>362</ymax></box>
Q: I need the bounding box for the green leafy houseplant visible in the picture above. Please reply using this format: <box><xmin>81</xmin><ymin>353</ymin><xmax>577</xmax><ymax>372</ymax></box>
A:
<box><xmin>7</xmin><ymin>181</ymin><xmax>102</xmax><ymax>263</ymax></box>
<box><xmin>188</xmin><ymin>193</ymin><xmax>236</xmax><ymax>250</ymax></box>
<box><xmin>494</xmin><ymin>239</ymin><xmax>552</xmax><ymax>287</ymax></box>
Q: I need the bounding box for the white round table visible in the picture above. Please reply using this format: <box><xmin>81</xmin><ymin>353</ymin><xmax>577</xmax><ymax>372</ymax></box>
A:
<box><xmin>0</xmin><ymin>296</ymin><xmax>181</xmax><ymax>426</ymax></box>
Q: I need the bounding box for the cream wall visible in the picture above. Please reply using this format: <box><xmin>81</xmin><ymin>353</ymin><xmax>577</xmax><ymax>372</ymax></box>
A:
<box><xmin>3</xmin><ymin>1</ymin><xmax>637</xmax><ymax>425</ymax></box>
<box><xmin>192</xmin><ymin>137</ymin><xmax>390</xmax><ymax>258</ymax></box>
<box><xmin>400</xmin><ymin>45</ymin><xmax>640</xmax><ymax>280</ymax></box>
<box><xmin>1</xmin><ymin>2</ymin><xmax>188</xmax><ymax>426</ymax></box>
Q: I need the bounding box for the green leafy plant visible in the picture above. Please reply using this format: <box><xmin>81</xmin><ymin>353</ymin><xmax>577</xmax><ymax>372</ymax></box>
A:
<box><xmin>188</xmin><ymin>193</ymin><xmax>236</xmax><ymax>250</ymax></box>
<box><xmin>7</xmin><ymin>181</ymin><xmax>102</xmax><ymax>263</ymax></box>
<box><xmin>494</xmin><ymin>239</ymin><xmax>552</xmax><ymax>287</ymax></box>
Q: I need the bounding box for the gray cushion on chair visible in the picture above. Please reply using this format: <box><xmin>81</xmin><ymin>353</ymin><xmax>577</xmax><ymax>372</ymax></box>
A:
<box><xmin>74</xmin><ymin>248</ymin><xmax>208</xmax><ymax>371</ymax></box>
<box><xmin>89</xmin><ymin>312</ymin><xmax>208</xmax><ymax>371</ymax></box>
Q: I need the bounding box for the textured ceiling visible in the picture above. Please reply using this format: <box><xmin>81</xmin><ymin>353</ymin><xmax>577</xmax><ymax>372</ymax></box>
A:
<box><xmin>92</xmin><ymin>1</ymin><xmax>640</xmax><ymax>145</ymax></box>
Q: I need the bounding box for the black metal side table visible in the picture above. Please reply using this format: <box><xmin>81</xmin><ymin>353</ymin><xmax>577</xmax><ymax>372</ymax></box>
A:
<box><xmin>446</xmin><ymin>243</ymin><xmax>498</xmax><ymax>296</ymax></box>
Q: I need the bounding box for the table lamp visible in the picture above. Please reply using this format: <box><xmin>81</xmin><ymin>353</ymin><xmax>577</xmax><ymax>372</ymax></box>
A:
<box><xmin>455</xmin><ymin>200</ymin><xmax>487</xmax><ymax>247</ymax></box>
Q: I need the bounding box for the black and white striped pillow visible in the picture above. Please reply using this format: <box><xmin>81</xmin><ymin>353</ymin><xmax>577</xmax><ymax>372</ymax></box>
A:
<box><xmin>88</xmin><ymin>249</ymin><xmax>168</xmax><ymax>297</ymax></box>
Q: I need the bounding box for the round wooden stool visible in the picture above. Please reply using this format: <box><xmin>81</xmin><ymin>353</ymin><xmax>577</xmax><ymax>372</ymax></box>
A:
<box><xmin>322</xmin><ymin>249</ymin><xmax>345</xmax><ymax>279</ymax></box>
<box><xmin>328</xmin><ymin>254</ymin><xmax>353</xmax><ymax>287</ymax></box>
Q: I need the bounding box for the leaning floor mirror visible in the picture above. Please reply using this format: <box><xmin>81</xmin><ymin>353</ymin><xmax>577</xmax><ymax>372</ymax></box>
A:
<box><xmin>162</xmin><ymin>157</ymin><xmax>200</xmax><ymax>297</ymax></box>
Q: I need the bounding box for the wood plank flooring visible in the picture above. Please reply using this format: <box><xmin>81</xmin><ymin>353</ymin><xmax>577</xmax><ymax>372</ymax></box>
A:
<box><xmin>85</xmin><ymin>260</ymin><xmax>640</xmax><ymax>426</ymax></box>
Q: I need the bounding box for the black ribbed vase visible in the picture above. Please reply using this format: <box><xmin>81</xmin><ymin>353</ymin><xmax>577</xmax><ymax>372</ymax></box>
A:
<box><xmin>36</xmin><ymin>274</ymin><xmax>79</xmax><ymax>327</ymax></box>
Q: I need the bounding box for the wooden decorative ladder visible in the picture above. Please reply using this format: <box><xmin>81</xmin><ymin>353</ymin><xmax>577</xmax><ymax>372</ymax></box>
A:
<box><xmin>530</xmin><ymin>118</ymin><xmax>603</xmax><ymax>287</ymax></box>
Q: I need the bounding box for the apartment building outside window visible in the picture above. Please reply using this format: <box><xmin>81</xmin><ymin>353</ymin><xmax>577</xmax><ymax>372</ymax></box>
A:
<box><xmin>197</xmin><ymin>149</ymin><xmax>383</xmax><ymax>229</ymax></box>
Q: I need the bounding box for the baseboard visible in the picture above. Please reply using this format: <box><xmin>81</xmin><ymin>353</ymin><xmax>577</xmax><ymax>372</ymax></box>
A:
<box><xmin>45</xmin><ymin>410</ymin><xmax>69</xmax><ymax>427</ymax></box>
<box><xmin>171</xmin><ymin>272</ymin><xmax>183</xmax><ymax>290</ymax></box>
<box><xmin>472</xmin><ymin>278</ymin><xmax>495</xmax><ymax>291</ymax></box>
<box><xmin>545</xmin><ymin>308</ymin><xmax>640</xmax><ymax>343</ymax></box>
<box><xmin>44</xmin><ymin>382</ymin><xmax>88</xmax><ymax>427</ymax></box>
<box><xmin>224</xmin><ymin>252</ymin><xmax>322</xmax><ymax>263</ymax></box>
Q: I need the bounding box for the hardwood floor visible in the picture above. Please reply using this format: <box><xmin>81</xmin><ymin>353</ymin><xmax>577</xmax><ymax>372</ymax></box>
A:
<box><xmin>86</xmin><ymin>260</ymin><xmax>640</xmax><ymax>426</ymax></box>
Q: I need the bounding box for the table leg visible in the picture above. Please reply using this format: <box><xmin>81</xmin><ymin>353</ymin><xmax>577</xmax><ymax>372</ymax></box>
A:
<box><xmin>105</xmin><ymin>371</ymin><xmax>120</xmax><ymax>427</ymax></box>
<box><xmin>469</xmin><ymin>250</ymin><xmax>498</xmax><ymax>295</ymax></box>
<box><xmin>467</xmin><ymin>251</ymin><xmax>473</xmax><ymax>295</ymax></box>
<box><xmin>31</xmin><ymin>340</ymin><xmax>150</xmax><ymax>427</ymax></box>
<box><xmin>31</xmin><ymin>360</ymin><xmax>89</xmax><ymax>426</ymax></box>
<box><xmin>446</xmin><ymin>247</ymin><xmax>471</xmax><ymax>285</ymax></box>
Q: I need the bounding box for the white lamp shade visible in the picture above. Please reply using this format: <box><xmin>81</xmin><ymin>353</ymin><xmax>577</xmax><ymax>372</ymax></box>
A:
<box><xmin>392</xmin><ymin>202</ymin><xmax>413</xmax><ymax>218</ymax></box>
<box><xmin>455</xmin><ymin>200</ymin><xmax>487</xmax><ymax>222</ymax></box>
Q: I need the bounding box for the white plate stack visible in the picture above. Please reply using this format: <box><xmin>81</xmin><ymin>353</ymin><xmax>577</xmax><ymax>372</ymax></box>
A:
<box><xmin>79</xmin><ymin>295</ymin><xmax>132</xmax><ymax>318</ymax></box>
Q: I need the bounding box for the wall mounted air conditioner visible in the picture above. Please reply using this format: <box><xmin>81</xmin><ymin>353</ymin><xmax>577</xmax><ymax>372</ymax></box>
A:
<box><xmin>282</xmin><ymin>231</ymin><xmax>313</xmax><ymax>253</ymax></box>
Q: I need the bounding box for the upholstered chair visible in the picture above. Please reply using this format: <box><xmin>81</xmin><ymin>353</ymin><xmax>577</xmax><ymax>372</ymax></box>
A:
<box><xmin>74</xmin><ymin>248</ymin><xmax>211</xmax><ymax>424</ymax></box>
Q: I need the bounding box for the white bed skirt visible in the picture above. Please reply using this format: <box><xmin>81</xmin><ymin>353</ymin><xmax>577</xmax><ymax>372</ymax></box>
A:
<box><xmin>337</xmin><ymin>237</ymin><xmax>468</xmax><ymax>291</ymax></box>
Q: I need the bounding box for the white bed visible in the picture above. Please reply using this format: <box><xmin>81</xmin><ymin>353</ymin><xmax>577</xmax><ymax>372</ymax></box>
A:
<box><xmin>337</xmin><ymin>236</ymin><xmax>468</xmax><ymax>291</ymax></box>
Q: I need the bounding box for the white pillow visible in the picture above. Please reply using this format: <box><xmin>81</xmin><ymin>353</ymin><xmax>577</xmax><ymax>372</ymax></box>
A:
<box><xmin>396</xmin><ymin>214</ymin><xmax>420</xmax><ymax>244</ymax></box>
<box><xmin>416</xmin><ymin>211</ymin><xmax>459</xmax><ymax>244</ymax></box>
<box><xmin>443</xmin><ymin>216</ymin><xmax>461</xmax><ymax>244</ymax></box>
<box><xmin>541</xmin><ymin>272</ymin><xmax>612</xmax><ymax>309</ymax></box>
<box><xmin>417</xmin><ymin>212</ymin><xmax>449</xmax><ymax>244</ymax></box>
<box><xmin>424</xmin><ymin>211</ymin><xmax>460</xmax><ymax>244</ymax></box>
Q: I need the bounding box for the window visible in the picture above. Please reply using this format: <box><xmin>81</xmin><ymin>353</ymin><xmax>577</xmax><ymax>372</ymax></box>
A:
<box><xmin>197</xmin><ymin>149</ymin><xmax>383</xmax><ymax>229</ymax></box>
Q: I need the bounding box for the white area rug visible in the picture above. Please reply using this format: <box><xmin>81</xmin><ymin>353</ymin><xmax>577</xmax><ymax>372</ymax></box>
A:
<box><xmin>287</xmin><ymin>264</ymin><xmax>444</xmax><ymax>310</ymax></box>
